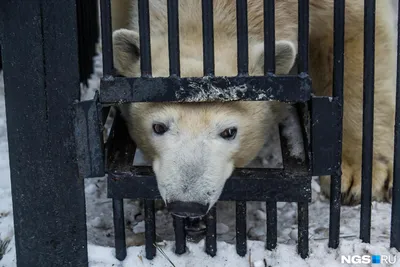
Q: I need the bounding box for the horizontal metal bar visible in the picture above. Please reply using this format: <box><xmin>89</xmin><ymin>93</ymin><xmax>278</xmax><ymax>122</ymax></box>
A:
<box><xmin>100</xmin><ymin>74</ymin><xmax>312</xmax><ymax>103</ymax></box>
<box><xmin>107</xmin><ymin>166</ymin><xmax>311</xmax><ymax>202</ymax></box>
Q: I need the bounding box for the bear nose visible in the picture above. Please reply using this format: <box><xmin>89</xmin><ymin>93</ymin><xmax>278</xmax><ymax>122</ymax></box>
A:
<box><xmin>167</xmin><ymin>201</ymin><xmax>209</xmax><ymax>218</ymax></box>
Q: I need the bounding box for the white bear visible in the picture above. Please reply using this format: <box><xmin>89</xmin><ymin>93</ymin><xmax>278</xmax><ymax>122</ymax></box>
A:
<box><xmin>111</xmin><ymin>0</ymin><xmax>396</xmax><ymax>209</ymax></box>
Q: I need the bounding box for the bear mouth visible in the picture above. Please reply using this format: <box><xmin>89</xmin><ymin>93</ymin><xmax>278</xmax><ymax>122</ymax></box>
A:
<box><xmin>167</xmin><ymin>201</ymin><xmax>209</xmax><ymax>218</ymax></box>
<box><xmin>171</xmin><ymin>212</ymin><xmax>204</xmax><ymax>219</ymax></box>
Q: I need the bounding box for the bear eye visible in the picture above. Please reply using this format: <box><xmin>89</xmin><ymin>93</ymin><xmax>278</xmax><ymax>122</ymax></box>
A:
<box><xmin>220</xmin><ymin>127</ymin><xmax>237</xmax><ymax>140</ymax></box>
<box><xmin>152</xmin><ymin>123</ymin><xmax>168</xmax><ymax>135</ymax></box>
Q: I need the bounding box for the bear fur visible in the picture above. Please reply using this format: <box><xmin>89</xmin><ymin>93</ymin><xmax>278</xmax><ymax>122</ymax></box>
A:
<box><xmin>110</xmin><ymin>0</ymin><xmax>396</xmax><ymax>206</ymax></box>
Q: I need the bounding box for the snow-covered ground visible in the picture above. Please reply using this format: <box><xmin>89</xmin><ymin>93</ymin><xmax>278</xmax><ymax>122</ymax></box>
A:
<box><xmin>1</xmin><ymin>2</ymin><xmax>400</xmax><ymax>264</ymax></box>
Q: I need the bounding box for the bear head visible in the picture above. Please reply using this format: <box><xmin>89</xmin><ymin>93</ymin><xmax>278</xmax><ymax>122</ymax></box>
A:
<box><xmin>112</xmin><ymin>27</ymin><xmax>296</xmax><ymax>216</ymax></box>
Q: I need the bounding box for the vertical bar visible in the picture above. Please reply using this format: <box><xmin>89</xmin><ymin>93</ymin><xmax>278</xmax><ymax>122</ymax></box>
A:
<box><xmin>297</xmin><ymin>0</ymin><xmax>309</xmax><ymax>73</ymax></box>
<box><xmin>102</xmin><ymin>106</ymin><xmax>111</xmax><ymax>125</ymax></box>
<box><xmin>76</xmin><ymin>0</ymin><xmax>85</xmax><ymax>84</ymax></box>
<box><xmin>329</xmin><ymin>0</ymin><xmax>345</xmax><ymax>249</ymax></box>
<box><xmin>173</xmin><ymin>215</ymin><xmax>186</xmax><ymax>254</ymax></box>
<box><xmin>100</xmin><ymin>0</ymin><xmax>113</xmax><ymax>76</ymax></box>
<box><xmin>138</xmin><ymin>0</ymin><xmax>152</xmax><ymax>77</ymax></box>
<box><xmin>360</xmin><ymin>0</ymin><xmax>375</xmax><ymax>243</ymax></box>
<box><xmin>112</xmin><ymin>199</ymin><xmax>127</xmax><ymax>261</ymax></box>
<box><xmin>236</xmin><ymin>201</ymin><xmax>247</xmax><ymax>256</ymax></box>
<box><xmin>264</xmin><ymin>0</ymin><xmax>275</xmax><ymax>74</ymax></box>
<box><xmin>236</xmin><ymin>0</ymin><xmax>249</xmax><ymax>75</ymax></box>
<box><xmin>167</xmin><ymin>0</ymin><xmax>180</xmax><ymax>76</ymax></box>
<box><xmin>202</xmin><ymin>0</ymin><xmax>215</xmax><ymax>76</ymax></box>
<box><xmin>390</xmin><ymin>0</ymin><xmax>400</xmax><ymax>251</ymax></box>
<box><xmin>81</xmin><ymin>0</ymin><xmax>90</xmax><ymax>84</ymax></box>
<box><xmin>205</xmin><ymin>206</ymin><xmax>217</xmax><ymax>257</ymax></box>
<box><xmin>2</xmin><ymin>1</ymin><xmax>88</xmax><ymax>266</ymax></box>
<box><xmin>89</xmin><ymin>0</ymin><xmax>99</xmax><ymax>59</ymax></box>
<box><xmin>297</xmin><ymin>202</ymin><xmax>309</xmax><ymax>259</ymax></box>
<box><xmin>266</xmin><ymin>201</ymin><xmax>277</xmax><ymax>250</ymax></box>
<box><xmin>144</xmin><ymin>200</ymin><xmax>156</xmax><ymax>259</ymax></box>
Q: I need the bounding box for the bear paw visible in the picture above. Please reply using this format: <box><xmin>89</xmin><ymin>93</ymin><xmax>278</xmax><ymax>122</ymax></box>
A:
<box><xmin>320</xmin><ymin>156</ymin><xmax>393</xmax><ymax>205</ymax></box>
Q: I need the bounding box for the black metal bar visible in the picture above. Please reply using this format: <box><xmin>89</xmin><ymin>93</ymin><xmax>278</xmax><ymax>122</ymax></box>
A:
<box><xmin>264</xmin><ymin>0</ymin><xmax>275</xmax><ymax>74</ymax></box>
<box><xmin>77</xmin><ymin>0</ymin><xmax>98</xmax><ymax>85</ymax></box>
<box><xmin>236</xmin><ymin>0</ymin><xmax>249</xmax><ymax>75</ymax></box>
<box><xmin>100</xmin><ymin>75</ymin><xmax>312</xmax><ymax>103</ymax></box>
<box><xmin>144</xmin><ymin>200</ymin><xmax>156</xmax><ymax>259</ymax></box>
<box><xmin>360</xmin><ymin>0</ymin><xmax>375</xmax><ymax>243</ymax></box>
<box><xmin>167</xmin><ymin>0</ymin><xmax>180</xmax><ymax>76</ymax></box>
<box><xmin>76</xmin><ymin>0</ymin><xmax>85</xmax><ymax>84</ymax></box>
<box><xmin>113</xmin><ymin>199</ymin><xmax>127</xmax><ymax>261</ymax></box>
<box><xmin>105</xmin><ymin>110</ymin><xmax>136</xmax><ymax>172</ymax></box>
<box><xmin>138</xmin><ymin>0</ymin><xmax>152</xmax><ymax>77</ymax></box>
<box><xmin>297</xmin><ymin>0</ymin><xmax>309</xmax><ymax>73</ymax></box>
<box><xmin>266</xmin><ymin>201</ymin><xmax>277</xmax><ymax>250</ymax></box>
<box><xmin>297</xmin><ymin>202</ymin><xmax>309</xmax><ymax>259</ymax></box>
<box><xmin>329</xmin><ymin>0</ymin><xmax>345</xmax><ymax>249</ymax></box>
<box><xmin>90</xmin><ymin>0</ymin><xmax>99</xmax><ymax>58</ymax></box>
<box><xmin>311</xmin><ymin>97</ymin><xmax>342</xmax><ymax>176</ymax></box>
<box><xmin>279</xmin><ymin>123</ymin><xmax>307</xmax><ymax>175</ymax></box>
<box><xmin>173</xmin><ymin>215</ymin><xmax>187</xmax><ymax>254</ymax></box>
<box><xmin>390</xmin><ymin>0</ymin><xmax>400</xmax><ymax>251</ymax></box>
<box><xmin>2</xmin><ymin>1</ymin><xmax>88</xmax><ymax>265</ymax></box>
<box><xmin>205</xmin><ymin>205</ymin><xmax>217</xmax><ymax>257</ymax></box>
<box><xmin>102</xmin><ymin>106</ymin><xmax>111</xmax><ymax>125</ymax></box>
<box><xmin>100</xmin><ymin>0</ymin><xmax>113</xmax><ymax>76</ymax></box>
<box><xmin>108</xmin><ymin>167</ymin><xmax>311</xmax><ymax>202</ymax></box>
<box><xmin>298</xmin><ymin>102</ymin><xmax>312</xmax><ymax>173</ymax></box>
<box><xmin>202</xmin><ymin>0</ymin><xmax>214</xmax><ymax>76</ymax></box>
<box><xmin>236</xmin><ymin>201</ymin><xmax>247</xmax><ymax>256</ymax></box>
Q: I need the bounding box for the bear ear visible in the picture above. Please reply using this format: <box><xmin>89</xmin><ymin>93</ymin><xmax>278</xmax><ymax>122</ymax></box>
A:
<box><xmin>251</xmin><ymin>40</ymin><xmax>297</xmax><ymax>75</ymax></box>
<box><xmin>113</xmin><ymin>29</ymin><xmax>140</xmax><ymax>75</ymax></box>
<box><xmin>275</xmin><ymin>40</ymin><xmax>297</xmax><ymax>74</ymax></box>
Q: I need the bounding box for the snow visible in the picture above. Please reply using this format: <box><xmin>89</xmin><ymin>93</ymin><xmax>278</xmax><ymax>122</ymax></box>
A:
<box><xmin>1</xmin><ymin>10</ymin><xmax>400</xmax><ymax>263</ymax></box>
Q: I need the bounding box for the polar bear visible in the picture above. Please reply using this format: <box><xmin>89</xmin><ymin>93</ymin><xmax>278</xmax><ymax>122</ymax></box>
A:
<box><xmin>110</xmin><ymin>0</ymin><xmax>396</xmax><ymax>209</ymax></box>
